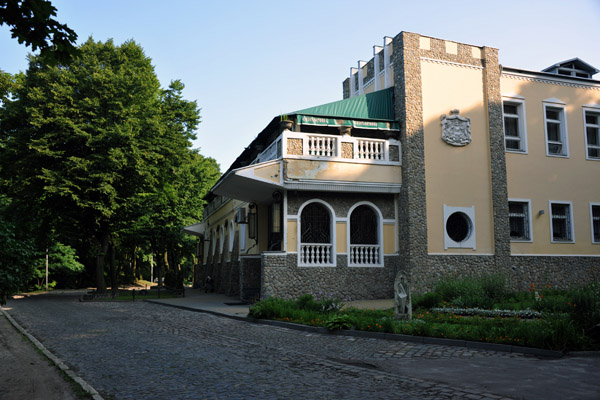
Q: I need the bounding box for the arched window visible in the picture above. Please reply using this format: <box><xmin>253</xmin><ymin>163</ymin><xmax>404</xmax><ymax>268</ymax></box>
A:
<box><xmin>299</xmin><ymin>201</ymin><xmax>333</xmax><ymax>266</ymax></box>
<box><xmin>349</xmin><ymin>204</ymin><xmax>382</xmax><ymax>266</ymax></box>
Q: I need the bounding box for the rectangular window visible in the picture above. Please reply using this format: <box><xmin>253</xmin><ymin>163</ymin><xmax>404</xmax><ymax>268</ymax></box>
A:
<box><xmin>508</xmin><ymin>201</ymin><xmax>531</xmax><ymax>241</ymax></box>
<box><xmin>584</xmin><ymin>109</ymin><xmax>600</xmax><ymax>160</ymax></box>
<box><xmin>550</xmin><ymin>202</ymin><xmax>574</xmax><ymax>242</ymax></box>
<box><xmin>544</xmin><ymin>104</ymin><xmax>568</xmax><ymax>157</ymax></box>
<box><xmin>503</xmin><ymin>101</ymin><xmax>526</xmax><ymax>152</ymax></box>
<box><xmin>592</xmin><ymin>204</ymin><xmax>600</xmax><ymax>243</ymax></box>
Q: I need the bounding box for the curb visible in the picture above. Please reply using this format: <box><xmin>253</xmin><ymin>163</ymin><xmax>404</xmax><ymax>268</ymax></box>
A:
<box><xmin>0</xmin><ymin>309</ymin><xmax>104</xmax><ymax>400</ymax></box>
<box><xmin>146</xmin><ymin>299</ymin><xmax>565</xmax><ymax>358</ymax></box>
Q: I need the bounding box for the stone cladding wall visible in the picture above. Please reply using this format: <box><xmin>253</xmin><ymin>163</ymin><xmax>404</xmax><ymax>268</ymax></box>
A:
<box><xmin>341</xmin><ymin>142</ymin><xmax>353</xmax><ymax>159</ymax></box>
<box><xmin>393</xmin><ymin>32</ymin><xmax>428</xmax><ymax>282</ymax></box>
<box><xmin>287</xmin><ymin>191</ymin><xmax>396</xmax><ymax>220</ymax></box>
<box><xmin>262</xmin><ymin>253</ymin><xmax>398</xmax><ymax>300</ymax></box>
<box><xmin>240</xmin><ymin>256</ymin><xmax>261</xmax><ymax>302</ymax></box>
<box><xmin>412</xmin><ymin>254</ymin><xmax>600</xmax><ymax>294</ymax></box>
<box><xmin>287</xmin><ymin>138</ymin><xmax>303</xmax><ymax>155</ymax></box>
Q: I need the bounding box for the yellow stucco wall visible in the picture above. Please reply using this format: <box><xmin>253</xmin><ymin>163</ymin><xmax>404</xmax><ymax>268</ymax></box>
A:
<box><xmin>336</xmin><ymin>222</ymin><xmax>347</xmax><ymax>253</ymax></box>
<box><xmin>421</xmin><ymin>60</ymin><xmax>495</xmax><ymax>254</ymax></box>
<box><xmin>285</xmin><ymin>159</ymin><xmax>402</xmax><ymax>184</ymax></box>
<box><xmin>287</xmin><ymin>220</ymin><xmax>297</xmax><ymax>252</ymax></box>
<box><xmin>383</xmin><ymin>223</ymin><xmax>396</xmax><ymax>254</ymax></box>
<box><xmin>254</xmin><ymin>163</ymin><xmax>281</xmax><ymax>183</ymax></box>
<box><xmin>502</xmin><ymin>75</ymin><xmax>600</xmax><ymax>254</ymax></box>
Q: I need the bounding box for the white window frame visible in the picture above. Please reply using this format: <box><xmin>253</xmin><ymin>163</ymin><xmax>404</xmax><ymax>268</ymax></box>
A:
<box><xmin>229</xmin><ymin>220</ymin><xmax>235</xmax><ymax>252</ymax></box>
<box><xmin>591</xmin><ymin>203</ymin><xmax>600</xmax><ymax>244</ymax></box>
<box><xmin>583</xmin><ymin>106</ymin><xmax>600</xmax><ymax>161</ymax></box>
<box><xmin>297</xmin><ymin>199</ymin><xmax>336</xmax><ymax>267</ymax></box>
<box><xmin>347</xmin><ymin>202</ymin><xmax>384</xmax><ymax>267</ymax></box>
<box><xmin>549</xmin><ymin>201</ymin><xmax>575</xmax><ymax>243</ymax></box>
<box><xmin>239</xmin><ymin>223</ymin><xmax>247</xmax><ymax>251</ymax></box>
<box><xmin>543</xmin><ymin>101</ymin><xmax>569</xmax><ymax>157</ymax></box>
<box><xmin>502</xmin><ymin>97</ymin><xmax>527</xmax><ymax>153</ymax></box>
<box><xmin>443</xmin><ymin>205</ymin><xmax>476</xmax><ymax>250</ymax></box>
<box><xmin>508</xmin><ymin>199</ymin><xmax>533</xmax><ymax>242</ymax></box>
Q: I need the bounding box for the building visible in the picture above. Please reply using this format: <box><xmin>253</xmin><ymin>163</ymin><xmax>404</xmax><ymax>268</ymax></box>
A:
<box><xmin>188</xmin><ymin>31</ymin><xmax>600</xmax><ymax>301</ymax></box>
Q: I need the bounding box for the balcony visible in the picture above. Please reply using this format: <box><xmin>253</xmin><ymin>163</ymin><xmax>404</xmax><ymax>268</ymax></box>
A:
<box><xmin>254</xmin><ymin>131</ymin><xmax>401</xmax><ymax>165</ymax></box>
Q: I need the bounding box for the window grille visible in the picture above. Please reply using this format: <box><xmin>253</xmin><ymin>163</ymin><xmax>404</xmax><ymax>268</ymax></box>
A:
<box><xmin>551</xmin><ymin>203</ymin><xmax>572</xmax><ymax>241</ymax></box>
<box><xmin>509</xmin><ymin>202</ymin><xmax>530</xmax><ymax>240</ymax></box>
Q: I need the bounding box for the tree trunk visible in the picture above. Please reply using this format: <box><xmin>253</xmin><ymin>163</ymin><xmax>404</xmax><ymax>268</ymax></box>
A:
<box><xmin>95</xmin><ymin>234</ymin><xmax>109</xmax><ymax>293</ymax></box>
<box><xmin>131</xmin><ymin>246</ymin><xmax>137</xmax><ymax>282</ymax></box>
<box><xmin>109</xmin><ymin>242</ymin><xmax>117</xmax><ymax>293</ymax></box>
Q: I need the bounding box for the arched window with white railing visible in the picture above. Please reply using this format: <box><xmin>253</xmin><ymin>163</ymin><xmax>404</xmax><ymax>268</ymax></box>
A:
<box><xmin>348</xmin><ymin>203</ymin><xmax>383</xmax><ymax>267</ymax></box>
<box><xmin>298</xmin><ymin>200</ymin><xmax>335</xmax><ymax>266</ymax></box>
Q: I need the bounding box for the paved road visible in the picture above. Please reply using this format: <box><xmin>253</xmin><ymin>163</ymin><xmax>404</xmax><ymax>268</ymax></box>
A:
<box><xmin>4</xmin><ymin>293</ymin><xmax>599</xmax><ymax>400</ymax></box>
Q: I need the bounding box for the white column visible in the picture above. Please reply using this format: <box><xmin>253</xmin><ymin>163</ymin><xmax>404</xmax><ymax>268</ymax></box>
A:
<box><xmin>357</xmin><ymin>61</ymin><xmax>366</xmax><ymax>95</ymax></box>
<box><xmin>383</xmin><ymin>36</ymin><xmax>393</xmax><ymax>89</ymax></box>
<box><xmin>350</xmin><ymin>67</ymin><xmax>358</xmax><ymax>97</ymax></box>
<box><xmin>373</xmin><ymin>45</ymin><xmax>382</xmax><ymax>91</ymax></box>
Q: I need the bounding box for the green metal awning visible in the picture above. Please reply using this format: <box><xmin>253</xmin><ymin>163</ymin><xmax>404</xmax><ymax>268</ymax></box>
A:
<box><xmin>293</xmin><ymin>87</ymin><xmax>399</xmax><ymax>130</ymax></box>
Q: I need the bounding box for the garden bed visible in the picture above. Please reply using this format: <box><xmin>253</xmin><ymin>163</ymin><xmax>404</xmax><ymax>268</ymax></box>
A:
<box><xmin>248</xmin><ymin>277</ymin><xmax>600</xmax><ymax>352</ymax></box>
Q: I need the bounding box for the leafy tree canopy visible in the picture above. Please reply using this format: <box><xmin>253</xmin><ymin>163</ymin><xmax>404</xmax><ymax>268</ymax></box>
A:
<box><xmin>0</xmin><ymin>0</ymin><xmax>79</xmax><ymax>64</ymax></box>
<box><xmin>0</xmin><ymin>37</ymin><xmax>220</xmax><ymax>293</ymax></box>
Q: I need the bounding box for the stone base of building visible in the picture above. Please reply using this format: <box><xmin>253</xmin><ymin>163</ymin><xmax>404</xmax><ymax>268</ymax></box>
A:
<box><xmin>261</xmin><ymin>252</ymin><xmax>399</xmax><ymax>300</ymax></box>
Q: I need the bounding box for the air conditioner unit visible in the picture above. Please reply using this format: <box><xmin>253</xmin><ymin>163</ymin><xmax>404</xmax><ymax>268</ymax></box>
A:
<box><xmin>235</xmin><ymin>208</ymin><xmax>246</xmax><ymax>223</ymax></box>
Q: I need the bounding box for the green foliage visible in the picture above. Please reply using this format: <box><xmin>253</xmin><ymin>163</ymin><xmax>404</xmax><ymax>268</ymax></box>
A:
<box><xmin>324</xmin><ymin>315</ymin><xmax>352</xmax><ymax>331</ymax></box>
<box><xmin>0</xmin><ymin>0</ymin><xmax>79</xmax><ymax>64</ymax></box>
<box><xmin>412</xmin><ymin>292</ymin><xmax>442</xmax><ymax>309</ymax></box>
<box><xmin>0</xmin><ymin>214</ymin><xmax>38</xmax><ymax>304</ymax></box>
<box><xmin>434</xmin><ymin>274</ymin><xmax>508</xmax><ymax>309</ymax></box>
<box><xmin>0</xmin><ymin>37</ymin><xmax>220</xmax><ymax>292</ymax></box>
<box><xmin>248</xmin><ymin>291</ymin><xmax>599</xmax><ymax>351</ymax></box>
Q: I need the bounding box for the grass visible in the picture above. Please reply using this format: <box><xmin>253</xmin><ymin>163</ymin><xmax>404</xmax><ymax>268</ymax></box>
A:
<box><xmin>249</xmin><ymin>278</ymin><xmax>600</xmax><ymax>352</ymax></box>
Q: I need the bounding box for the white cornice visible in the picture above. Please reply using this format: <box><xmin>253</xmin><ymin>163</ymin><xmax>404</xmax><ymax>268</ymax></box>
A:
<box><xmin>502</xmin><ymin>70</ymin><xmax>600</xmax><ymax>91</ymax></box>
<box><xmin>283</xmin><ymin>179</ymin><xmax>401</xmax><ymax>193</ymax></box>
<box><xmin>421</xmin><ymin>57</ymin><xmax>483</xmax><ymax>71</ymax></box>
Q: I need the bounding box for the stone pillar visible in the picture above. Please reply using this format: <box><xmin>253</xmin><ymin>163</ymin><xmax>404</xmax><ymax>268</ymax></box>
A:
<box><xmin>393</xmin><ymin>32</ymin><xmax>428</xmax><ymax>278</ymax></box>
<box><xmin>482</xmin><ymin>47</ymin><xmax>511</xmax><ymax>268</ymax></box>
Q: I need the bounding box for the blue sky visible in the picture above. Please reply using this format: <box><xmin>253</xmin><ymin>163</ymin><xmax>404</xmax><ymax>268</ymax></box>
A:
<box><xmin>2</xmin><ymin>0</ymin><xmax>599</xmax><ymax>171</ymax></box>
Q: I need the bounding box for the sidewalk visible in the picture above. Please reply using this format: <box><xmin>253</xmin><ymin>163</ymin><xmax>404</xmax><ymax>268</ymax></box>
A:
<box><xmin>145</xmin><ymin>288</ymin><xmax>395</xmax><ymax>319</ymax></box>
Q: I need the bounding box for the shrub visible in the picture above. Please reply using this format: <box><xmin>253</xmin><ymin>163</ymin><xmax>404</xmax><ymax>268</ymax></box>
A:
<box><xmin>412</xmin><ymin>292</ymin><xmax>442</xmax><ymax>309</ymax></box>
<box><xmin>324</xmin><ymin>315</ymin><xmax>353</xmax><ymax>331</ymax></box>
<box><xmin>295</xmin><ymin>294</ymin><xmax>320</xmax><ymax>312</ymax></box>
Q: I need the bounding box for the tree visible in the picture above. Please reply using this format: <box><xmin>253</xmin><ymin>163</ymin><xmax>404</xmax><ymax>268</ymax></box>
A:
<box><xmin>0</xmin><ymin>38</ymin><xmax>220</xmax><ymax>293</ymax></box>
<box><xmin>0</xmin><ymin>197</ymin><xmax>38</xmax><ymax>304</ymax></box>
<box><xmin>0</xmin><ymin>38</ymin><xmax>166</xmax><ymax>292</ymax></box>
<box><xmin>30</xmin><ymin>242</ymin><xmax>84</xmax><ymax>290</ymax></box>
<box><xmin>0</xmin><ymin>0</ymin><xmax>78</xmax><ymax>64</ymax></box>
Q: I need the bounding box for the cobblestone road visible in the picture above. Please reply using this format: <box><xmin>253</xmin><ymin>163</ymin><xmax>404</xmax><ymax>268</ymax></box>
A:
<box><xmin>4</xmin><ymin>293</ymin><xmax>598</xmax><ymax>400</ymax></box>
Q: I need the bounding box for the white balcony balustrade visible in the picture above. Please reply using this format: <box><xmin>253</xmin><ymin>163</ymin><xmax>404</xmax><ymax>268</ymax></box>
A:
<box><xmin>349</xmin><ymin>245</ymin><xmax>381</xmax><ymax>266</ymax></box>
<box><xmin>253</xmin><ymin>131</ymin><xmax>401</xmax><ymax>165</ymax></box>
<box><xmin>300</xmin><ymin>244</ymin><xmax>333</xmax><ymax>265</ymax></box>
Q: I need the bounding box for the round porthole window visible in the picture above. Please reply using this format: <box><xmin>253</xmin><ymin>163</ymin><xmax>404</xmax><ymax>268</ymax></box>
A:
<box><xmin>446</xmin><ymin>212</ymin><xmax>472</xmax><ymax>243</ymax></box>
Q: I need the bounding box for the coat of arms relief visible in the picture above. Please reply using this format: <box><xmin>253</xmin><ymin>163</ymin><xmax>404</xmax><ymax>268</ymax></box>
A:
<box><xmin>441</xmin><ymin>109</ymin><xmax>471</xmax><ymax>146</ymax></box>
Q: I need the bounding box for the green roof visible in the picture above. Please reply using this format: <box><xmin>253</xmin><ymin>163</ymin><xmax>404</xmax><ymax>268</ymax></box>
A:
<box><xmin>293</xmin><ymin>87</ymin><xmax>395</xmax><ymax>121</ymax></box>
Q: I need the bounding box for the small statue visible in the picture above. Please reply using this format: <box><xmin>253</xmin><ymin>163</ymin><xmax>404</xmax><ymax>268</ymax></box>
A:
<box><xmin>394</xmin><ymin>271</ymin><xmax>412</xmax><ymax>320</ymax></box>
